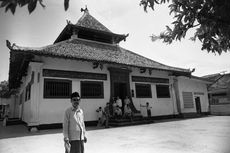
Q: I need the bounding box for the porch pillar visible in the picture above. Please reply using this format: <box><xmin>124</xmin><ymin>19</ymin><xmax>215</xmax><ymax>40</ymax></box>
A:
<box><xmin>172</xmin><ymin>77</ymin><xmax>182</xmax><ymax>114</ymax></box>
<box><xmin>28</xmin><ymin>62</ymin><xmax>43</xmax><ymax>127</ymax></box>
<box><xmin>169</xmin><ymin>77</ymin><xmax>178</xmax><ymax>115</ymax></box>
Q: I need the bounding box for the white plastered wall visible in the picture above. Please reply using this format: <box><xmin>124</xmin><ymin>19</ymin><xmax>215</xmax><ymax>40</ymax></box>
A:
<box><xmin>177</xmin><ymin>76</ymin><xmax>209</xmax><ymax>113</ymax></box>
<box><xmin>130</xmin><ymin>68</ymin><xmax>177</xmax><ymax>117</ymax></box>
<box><xmin>18</xmin><ymin>66</ymin><xmax>32</xmax><ymax>124</ymax></box>
<box><xmin>38</xmin><ymin>57</ymin><xmax>111</xmax><ymax>124</ymax></box>
<box><xmin>22</xmin><ymin>55</ymin><xmax>210</xmax><ymax>125</ymax></box>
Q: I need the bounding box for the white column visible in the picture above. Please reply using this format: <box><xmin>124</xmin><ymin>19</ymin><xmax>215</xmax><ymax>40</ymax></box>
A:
<box><xmin>28</xmin><ymin>62</ymin><xmax>43</xmax><ymax>127</ymax></box>
<box><xmin>169</xmin><ymin>76</ymin><xmax>178</xmax><ymax>115</ymax></box>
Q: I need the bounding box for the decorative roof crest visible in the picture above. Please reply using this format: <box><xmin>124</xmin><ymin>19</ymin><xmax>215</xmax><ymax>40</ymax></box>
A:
<box><xmin>80</xmin><ymin>5</ymin><xmax>88</xmax><ymax>13</ymax></box>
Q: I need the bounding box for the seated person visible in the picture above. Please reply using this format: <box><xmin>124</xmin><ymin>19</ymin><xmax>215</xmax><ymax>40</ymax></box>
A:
<box><xmin>112</xmin><ymin>101</ymin><xmax>117</xmax><ymax>117</ymax></box>
<box><xmin>124</xmin><ymin>104</ymin><xmax>132</xmax><ymax>116</ymax></box>
<box><xmin>116</xmin><ymin>96</ymin><xmax>122</xmax><ymax>109</ymax></box>
<box><xmin>114</xmin><ymin>106</ymin><xmax>122</xmax><ymax>118</ymax></box>
<box><xmin>124</xmin><ymin>96</ymin><xmax>130</xmax><ymax>106</ymax></box>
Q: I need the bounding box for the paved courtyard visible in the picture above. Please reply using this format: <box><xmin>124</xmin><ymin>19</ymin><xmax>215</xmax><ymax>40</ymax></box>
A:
<box><xmin>0</xmin><ymin>116</ymin><xmax>230</xmax><ymax>153</ymax></box>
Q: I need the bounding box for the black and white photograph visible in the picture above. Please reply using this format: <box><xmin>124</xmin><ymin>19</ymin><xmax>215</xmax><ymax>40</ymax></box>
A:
<box><xmin>0</xmin><ymin>0</ymin><xmax>230</xmax><ymax>153</ymax></box>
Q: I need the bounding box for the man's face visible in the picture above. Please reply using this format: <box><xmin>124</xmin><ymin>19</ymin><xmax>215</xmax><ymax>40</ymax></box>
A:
<box><xmin>71</xmin><ymin>97</ymin><xmax>81</xmax><ymax>108</ymax></box>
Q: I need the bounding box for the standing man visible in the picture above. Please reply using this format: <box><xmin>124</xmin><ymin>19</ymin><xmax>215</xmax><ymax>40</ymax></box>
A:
<box><xmin>140</xmin><ymin>102</ymin><xmax>152</xmax><ymax>119</ymax></box>
<box><xmin>104</xmin><ymin>102</ymin><xmax>110</xmax><ymax>128</ymax></box>
<box><xmin>96</xmin><ymin>107</ymin><xmax>104</xmax><ymax>127</ymax></box>
<box><xmin>63</xmin><ymin>92</ymin><xmax>87</xmax><ymax>153</ymax></box>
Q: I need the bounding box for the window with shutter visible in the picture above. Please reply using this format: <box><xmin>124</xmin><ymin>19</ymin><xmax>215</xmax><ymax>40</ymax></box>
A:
<box><xmin>182</xmin><ymin>92</ymin><xmax>194</xmax><ymax>108</ymax></box>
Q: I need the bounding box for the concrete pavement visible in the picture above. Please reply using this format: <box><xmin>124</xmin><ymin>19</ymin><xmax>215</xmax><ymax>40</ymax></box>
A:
<box><xmin>0</xmin><ymin>116</ymin><xmax>230</xmax><ymax>153</ymax></box>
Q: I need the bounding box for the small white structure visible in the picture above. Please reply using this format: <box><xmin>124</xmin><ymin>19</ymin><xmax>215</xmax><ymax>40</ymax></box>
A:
<box><xmin>175</xmin><ymin>76</ymin><xmax>210</xmax><ymax>116</ymax></box>
<box><xmin>0</xmin><ymin>94</ymin><xmax>19</xmax><ymax>119</ymax></box>
<box><xmin>7</xmin><ymin>9</ymin><xmax>210</xmax><ymax>128</ymax></box>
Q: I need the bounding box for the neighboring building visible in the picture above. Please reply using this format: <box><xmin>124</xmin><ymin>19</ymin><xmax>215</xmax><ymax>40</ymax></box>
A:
<box><xmin>203</xmin><ymin>73</ymin><xmax>230</xmax><ymax>115</ymax></box>
<box><xmin>7</xmin><ymin>9</ymin><xmax>210</xmax><ymax>128</ymax></box>
<box><xmin>0</xmin><ymin>81</ymin><xmax>18</xmax><ymax>119</ymax></box>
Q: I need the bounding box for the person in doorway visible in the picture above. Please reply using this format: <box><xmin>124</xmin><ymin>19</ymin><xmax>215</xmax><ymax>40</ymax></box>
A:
<box><xmin>112</xmin><ymin>100</ymin><xmax>117</xmax><ymax>117</ymax></box>
<box><xmin>114</xmin><ymin>106</ymin><xmax>122</xmax><ymax>119</ymax></box>
<box><xmin>63</xmin><ymin>92</ymin><xmax>87</xmax><ymax>153</ymax></box>
<box><xmin>140</xmin><ymin>102</ymin><xmax>152</xmax><ymax>119</ymax></box>
<box><xmin>0</xmin><ymin>106</ymin><xmax>3</xmax><ymax>119</ymax></box>
<box><xmin>96</xmin><ymin>107</ymin><xmax>104</xmax><ymax>127</ymax></box>
<box><xmin>116</xmin><ymin>96</ymin><xmax>122</xmax><ymax>114</ymax></box>
<box><xmin>124</xmin><ymin>104</ymin><xmax>133</xmax><ymax>122</ymax></box>
<box><xmin>124</xmin><ymin>96</ymin><xmax>130</xmax><ymax>106</ymax></box>
<box><xmin>124</xmin><ymin>96</ymin><xmax>130</xmax><ymax>115</ymax></box>
<box><xmin>116</xmin><ymin>96</ymin><xmax>122</xmax><ymax>108</ymax></box>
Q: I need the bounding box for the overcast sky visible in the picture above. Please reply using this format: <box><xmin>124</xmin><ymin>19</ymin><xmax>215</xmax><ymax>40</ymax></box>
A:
<box><xmin>0</xmin><ymin>0</ymin><xmax>230</xmax><ymax>81</ymax></box>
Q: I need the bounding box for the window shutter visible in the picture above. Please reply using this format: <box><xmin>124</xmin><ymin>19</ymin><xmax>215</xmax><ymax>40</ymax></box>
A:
<box><xmin>182</xmin><ymin>92</ymin><xmax>194</xmax><ymax>108</ymax></box>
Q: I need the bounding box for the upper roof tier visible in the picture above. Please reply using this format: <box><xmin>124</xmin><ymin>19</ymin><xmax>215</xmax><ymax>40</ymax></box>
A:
<box><xmin>75</xmin><ymin>8</ymin><xmax>111</xmax><ymax>33</ymax></box>
<box><xmin>54</xmin><ymin>8</ymin><xmax>128</xmax><ymax>44</ymax></box>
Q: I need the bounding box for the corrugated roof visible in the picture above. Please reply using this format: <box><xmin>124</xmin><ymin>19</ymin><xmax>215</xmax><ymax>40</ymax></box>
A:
<box><xmin>75</xmin><ymin>10</ymin><xmax>111</xmax><ymax>33</ymax></box>
<box><xmin>11</xmin><ymin>38</ymin><xmax>190</xmax><ymax>73</ymax></box>
<box><xmin>205</xmin><ymin>73</ymin><xmax>230</xmax><ymax>90</ymax></box>
<box><xmin>202</xmin><ymin>73</ymin><xmax>222</xmax><ymax>81</ymax></box>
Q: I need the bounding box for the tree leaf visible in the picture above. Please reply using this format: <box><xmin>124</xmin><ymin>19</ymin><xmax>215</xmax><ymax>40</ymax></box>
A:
<box><xmin>64</xmin><ymin>0</ymin><xmax>69</xmax><ymax>11</ymax></box>
<box><xmin>28</xmin><ymin>0</ymin><xmax>37</xmax><ymax>14</ymax></box>
<box><xmin>38</xmin><ymin>0</ymin><xmax>45</xmax><ymax>8</ymax></box>
<box><xmin>5</xmin><ymin>4</ymin><xmax>11</xmax><ymax>13</ymax></box>
<box><xmin>18</xmin><ymin>0</ymin><xmax>29</xmax><ymax>7</ymax></box>
<box><xmin>10</xmin><ymin>3</ymin><xmax>16</xmax><ymax>14</ymax></box>
<box><xmin>0</xmin><ymin>0</ymin><xmax>9</xmax><ymax>7</ymax></box>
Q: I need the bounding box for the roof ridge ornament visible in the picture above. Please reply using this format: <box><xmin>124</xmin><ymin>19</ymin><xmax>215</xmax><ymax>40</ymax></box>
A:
<box><xmin>6</xmin><ymin>40</ymin><xmax>16</xmax><ymax>49</ymax></box>
<box><xmin>80</xmin><ymin>5</ymin><xmax>88</xmax><ymax>13</ymax></box>
<box><xmin>66</xmin><ymin>20</ymin><xmax>72</xmax><ymax>25</ymax></box>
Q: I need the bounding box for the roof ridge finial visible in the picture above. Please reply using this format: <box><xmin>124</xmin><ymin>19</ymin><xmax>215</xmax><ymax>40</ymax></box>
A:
<box><xmin>80</xmin><ymin>5</ymin><xmax>88</xmax><ymax>13</ymax></box>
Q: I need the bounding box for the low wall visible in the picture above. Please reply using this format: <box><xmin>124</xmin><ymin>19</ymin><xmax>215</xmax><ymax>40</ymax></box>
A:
<box><xmin>210</xmin><ymin>104</ymin><xmax>230</xmax><ymax>115</ymax></box>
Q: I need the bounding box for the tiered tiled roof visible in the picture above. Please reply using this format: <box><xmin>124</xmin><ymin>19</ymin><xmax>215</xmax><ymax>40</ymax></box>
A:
<box><xmin>10</xmin><ymin>38</ymin><xmax>190</xmax><ymax>73</ymax></box>
<box><xmin>54</xmin><ymin>10</ymin><xmax>127</xmax><ymax>44</ymax></box>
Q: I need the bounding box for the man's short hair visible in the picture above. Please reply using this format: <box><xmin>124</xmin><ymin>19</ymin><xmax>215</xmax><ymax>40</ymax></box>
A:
<box><xmin>71</xmin><ymin>92</ymin><xmax>80</xmax><ymax>99</ymax></box>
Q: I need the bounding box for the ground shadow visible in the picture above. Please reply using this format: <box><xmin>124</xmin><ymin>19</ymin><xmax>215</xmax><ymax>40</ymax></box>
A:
<box><xmin>0</xmin><ymin>115</ymin><xmax>213</xmax><ymax>139</ymax></box>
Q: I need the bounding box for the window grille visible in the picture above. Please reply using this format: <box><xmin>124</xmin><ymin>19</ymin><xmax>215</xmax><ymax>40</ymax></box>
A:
<box><xmin>135</xmin><ymin>83</ymin><xmax>152</xmax><ymax>98</ymax></box>
<box><xmin>212</xmin><ymin>92</ymin><xmax>227</xmax><ymax>97</ymax></box>
<box><xmin>156</xmin><ymin>85</ymin><xmax>170</xmax><ymax>98</ymax></box>
<box><xmin>44</xmin><ymin>79</ymin><xmax>72</xmax><ymax>98</ymax></box>
<box><xmin>81</xmin><ymin>81</ymin><xmax>104</xmax><ymax>98</ymax></box>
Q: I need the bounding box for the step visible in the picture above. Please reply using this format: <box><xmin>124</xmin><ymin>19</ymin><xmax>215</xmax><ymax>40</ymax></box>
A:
<box><xmin>5</xmin><ymin>118</ymin><xmax>24</xmax><ymax>126</ymax></box>
<box><xmin>181</xmin><ymin>113</ymin><xmax>202</xmax><ymax>118</ymax></box>
<box><xmin>109</xmin><ymin>119</ymin><xmax>154</xmax><ymax>127</ymax></box>
<box><xmin>110</xmin><ymin>116</ymin><xmax>144</xmax><ymax>123</ymax></box>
